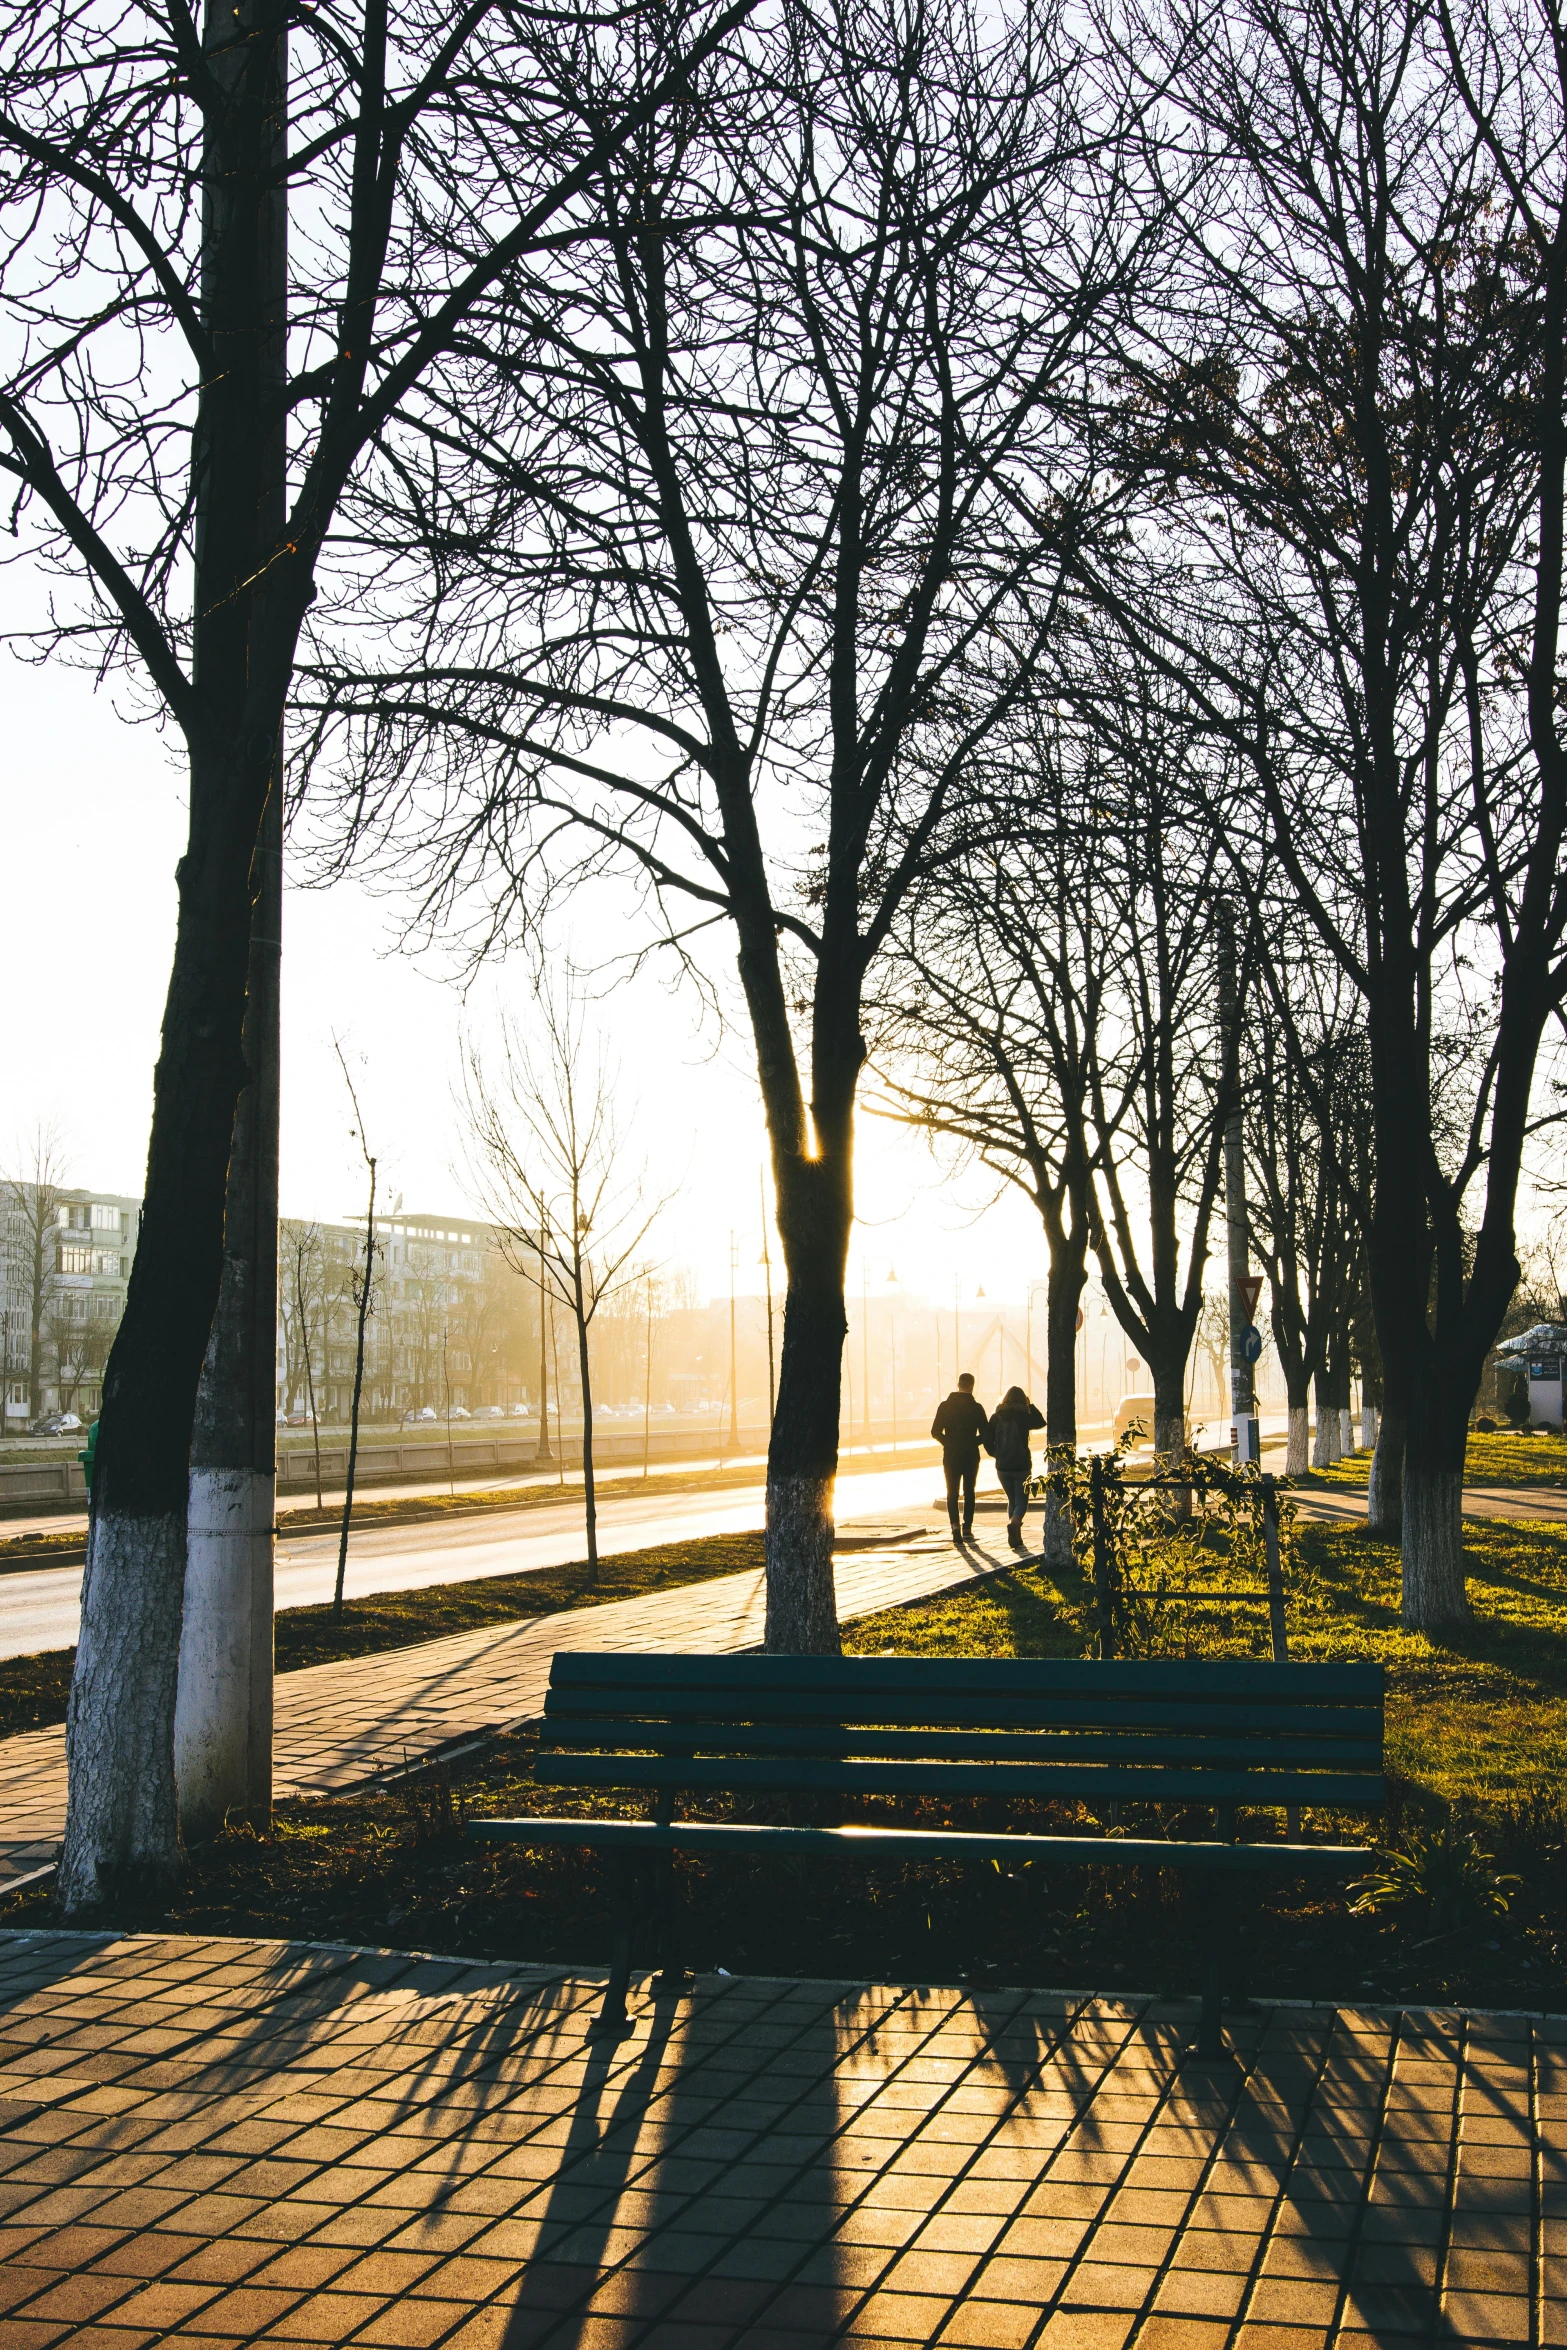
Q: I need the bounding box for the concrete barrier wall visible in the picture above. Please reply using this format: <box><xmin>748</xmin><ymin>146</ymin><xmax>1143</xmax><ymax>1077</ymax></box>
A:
<box><xmin>3</xmin><ymin>1419</ymin><xmax>921</xmax><ymax>1517</ymax></box>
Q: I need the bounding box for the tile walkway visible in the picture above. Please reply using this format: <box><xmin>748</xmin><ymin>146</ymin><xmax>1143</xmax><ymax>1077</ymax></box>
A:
<box><xmin>0</xmin><ymin>1528</ymin><xmax>1000</xmax><ymax>1892</ymax></box>
<box><xmin>0</xmin><ymin>1929</ymin><xmax>1558</xmax><ymax>2348</ymax></box>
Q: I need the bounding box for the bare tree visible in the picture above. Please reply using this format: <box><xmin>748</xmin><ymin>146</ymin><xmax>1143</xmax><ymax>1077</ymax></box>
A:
<box><xmin>873</xmin><ymin>737</ymin><xmax>1124</xmax><ymax>1564</ymax></box>
<box><xmin>333</xmin><ymin>1046</ymin><xmax>377</xmax><ymax>1622</ymax></box>
<box><xmin>1095</xmin><ymin>0</ymin><xmax>1567</xmax><ymax>1626</ymax></box>
<box><xmin>2</xmin><ymin>1126</ymin><xmax>69</xmax><ymax>1424</ymax></box>
<box><xmin>281</xmin><ymin>1222</ymin><xmax>331</xmax><ymax>1508</ymax></box>
<box><xmin>3</xmin><ymin>0</ymin><xmax>758</xmax><ymax>1912</ymax></box>
<box><xmin>465</xmin><ymin>983</ymin><xmax>662</xmax><ymax>1574</ymax></box>
<box><xmin>1245</xmin><ymin>979</ymin><xmax>1371</xmax><ymax>1476</ymax></box>
<box><xmin>300</xmin><ymin>0</ymin><xmax>1155</xmax><ymax>1648</ymax></box>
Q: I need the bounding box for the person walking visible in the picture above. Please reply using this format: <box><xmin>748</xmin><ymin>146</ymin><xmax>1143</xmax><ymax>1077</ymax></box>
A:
<box><xmin>931</xmin><ymin>1371</ymin><xmax>988</xmax><ymax>1541</ymax></box>
<box><xmin>986</xmin><ymin>1384</ymin><xmax>1045</xmax><ymax>1551</ymax></box>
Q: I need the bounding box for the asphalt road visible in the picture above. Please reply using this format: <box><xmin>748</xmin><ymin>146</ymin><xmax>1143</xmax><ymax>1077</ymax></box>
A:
<box><xmin>0</xmin><ymin>1461</ymin><xmax>950</xmax><ymax>1661</ymax></box>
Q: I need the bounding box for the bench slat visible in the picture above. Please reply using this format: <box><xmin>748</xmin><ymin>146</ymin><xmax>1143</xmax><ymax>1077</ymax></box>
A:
<box><xmin>470</xmin><ymin>1815</ymin><xmax>1374</xmax><ymax>1874</ymax></box>
<box><xmin>546</xmin><ymin>1652</ymin><xmax>1384</xmax><ymax>1701</ymax></box>
<box><xmin>534</xmin><ymin>1752</ymin><xmax>1384</xmax><ymax>1804</ymax></box>
<box><xmin>536</xmin><ymin>1718</ymin><xmax>1382</xmax><ymax>1769</ymax></box>
<box><xmin>541</xmin><ymin>1689</ymin><xmax>1381</xmax><ymax>1738</ymax></box>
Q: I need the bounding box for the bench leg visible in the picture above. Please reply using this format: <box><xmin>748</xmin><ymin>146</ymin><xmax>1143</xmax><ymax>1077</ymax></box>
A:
<box><xmin>649</xmin><ymin>1850</ymin><xmax>694</xmax><ymax>1995</ymax></box>
<box><xmin>591</xmin><ymin>1856</ymin><xmax>638</xmax><ymax>2037</ymax></box>
<box><xmin>1196</xmin><ymin>1940</ymin><xmax>1224</xmax><ymax>2061</ymax></box>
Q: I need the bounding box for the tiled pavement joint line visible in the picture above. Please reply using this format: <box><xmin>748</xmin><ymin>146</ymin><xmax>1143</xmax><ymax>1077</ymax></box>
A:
<box><xmin>1136</xmin><ymin>2002</ymin><xmax>1343</xmax><ymax>2350</ymax></box>
<box><xmin>1541</xmin><ymin>2020</ymin><xmax>1550</xmax><ymax>2350</ymax></box>
<box><xmin>1020</xmin><ymin>2002</ymin><xmax>1254</xmax><ymax>2350</ymax></box>
<box><xmin>1322</xmin><ymin>2006</ymin><xmax>1419</xmax><ymax>2347</ymax></box>
<box><xmin>1433</xmin><ymin>2014</ymin><xmax>1472</xmax><ymax>2346</ymax></box>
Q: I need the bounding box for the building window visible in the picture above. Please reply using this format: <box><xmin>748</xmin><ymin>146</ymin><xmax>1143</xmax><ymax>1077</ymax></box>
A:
<box><xmin>59</xmin><ymin>1246</ymin><xmax>92</xmax><ymax>1274</ymax></box>
<box><xmin>90</xmin><ymin>1204</ymin><xmax>120</xmax><ymax>1230</ymax></box>
<box><xmin>94</xmin><ymin>1252</ymin><xmax>118</xmax><ymax>1275</ymax></box>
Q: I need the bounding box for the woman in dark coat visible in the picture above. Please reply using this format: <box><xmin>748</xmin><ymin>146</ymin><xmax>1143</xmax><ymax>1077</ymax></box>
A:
<box><xmin>985</xmin><ymin>1384</ymin><xmax>1045</xmax><ymax>1551</ymax></box>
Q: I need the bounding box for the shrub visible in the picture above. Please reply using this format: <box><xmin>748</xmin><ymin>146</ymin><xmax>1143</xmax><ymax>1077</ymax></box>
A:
<box><xmin>1349</xmin><ymin>1817</ymin><xmax>1520</xmax><ymax>1935</ymax></box>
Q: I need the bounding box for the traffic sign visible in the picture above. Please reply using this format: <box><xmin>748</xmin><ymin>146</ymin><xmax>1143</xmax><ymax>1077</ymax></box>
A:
<box><xmin>1239</xmin><ymin>1274</ymin><xmax>1264</xmax><ymax>1320</ymax></box>
<box><xmin>1240</xmin><ymin>1322</ymin><xmax>1264</xmax><ymax>1363</ymax></box>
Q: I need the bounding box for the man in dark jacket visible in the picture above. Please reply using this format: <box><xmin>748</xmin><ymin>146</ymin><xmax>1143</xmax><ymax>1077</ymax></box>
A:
<box><xmin>931</xmin><ymin>1372</ymin><xmax>988</xmax><ymax>1541</ymax></box>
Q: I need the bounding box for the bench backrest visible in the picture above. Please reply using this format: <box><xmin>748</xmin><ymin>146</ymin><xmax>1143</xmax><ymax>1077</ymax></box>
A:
<box><xmin>536</xmin><ymin>1652</ymin><xmax>1385</xmax><ymax>1810</ymax></box>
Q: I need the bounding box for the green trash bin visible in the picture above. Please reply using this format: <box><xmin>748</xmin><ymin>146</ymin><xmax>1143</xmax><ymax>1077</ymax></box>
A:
<box><xmin>79</xmin><ymin>1417</ymin><xmax>99</xmax><ymax>1500</ymax></box>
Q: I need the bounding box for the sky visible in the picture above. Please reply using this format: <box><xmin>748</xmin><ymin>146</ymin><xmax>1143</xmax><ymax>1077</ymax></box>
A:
<box><xmin>3</xmin><ymin>622</ymin><xmax>1048</xmax><ymax>1311</ymax></box>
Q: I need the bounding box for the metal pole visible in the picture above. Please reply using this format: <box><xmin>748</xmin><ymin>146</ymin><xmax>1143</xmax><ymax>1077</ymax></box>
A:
<box><xmin>643</xmin><ymin>1271</ymin><xmax>653</xmax><ymax>1480</ymax></box>
<box><xmin>862</xmin><ymin>1260</ymin><xmax>870</xmax><ymax>1451</ymax></box>
<box><xmin>1090</xmin><ymin>1454</ymin><xmax>1115</xmax><ymax>1660</ymax></box>
<box><xmin>1218</xmin><ymin>899</ymin><xmax>1259</xmax><ymax>1466</ymax></box>
<box><xmin>1262</xmin><ymin>1474</ymin><xmax>1300</xmax><ymax>1836</ymax></box>
<box><xmin>760</xmin><ymin>1169</ymin><xmax>775</xmax><ymax>1429</ymax></box>
<box><xmin>727</xmin><ymin>1230</ymin><xmax>739</xmax><ymax>1453</ymax></box>
<box><xmin>535</xmin><ymin>1214</ymin><xmax>552</xmax><ymax>1465</ymax></box>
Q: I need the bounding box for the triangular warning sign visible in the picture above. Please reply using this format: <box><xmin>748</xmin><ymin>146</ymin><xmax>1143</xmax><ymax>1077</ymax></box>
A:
<box><xmin>1240</xmin><ymin>1274</ymin><xmax>1264</xmax><ymax>1320</ymax></box>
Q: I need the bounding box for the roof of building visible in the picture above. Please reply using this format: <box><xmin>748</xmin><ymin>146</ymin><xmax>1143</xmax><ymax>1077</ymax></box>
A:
<box><xmin>1496</xmin><ymin>1322</ymin><xmax>1567</xmax><ymax>1356</ymax></box>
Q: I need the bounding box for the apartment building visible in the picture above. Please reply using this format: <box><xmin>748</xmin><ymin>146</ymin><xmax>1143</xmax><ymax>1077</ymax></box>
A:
<box><xmin>1</xmin><ymin>1185</ymin><xmax>141</xmax><ymax>1424</ymax></box>
<box><xmin>278</xmin><ymin>1207</ymin><xmax>540</xmax><ymax>1422</ymax></box>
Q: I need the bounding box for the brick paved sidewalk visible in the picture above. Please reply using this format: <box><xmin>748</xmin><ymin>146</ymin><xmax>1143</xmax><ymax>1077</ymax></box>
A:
<box><xmin>0</xmin><ymin>1930</ymin><xmax>1558</xmax><ymax>2350</ymax></box>
<box><xmin>0</xmin><ymin>1527</ymin><xmax>1000</xmax><ymax>1892</ymax></box>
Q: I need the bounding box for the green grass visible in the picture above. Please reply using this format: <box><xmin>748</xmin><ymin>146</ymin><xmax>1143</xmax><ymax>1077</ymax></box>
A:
<box><xmin>1314</xmin><ymin>1427</ymin><xmax>1567</xmax><ymax>1490</ymax></box>
<box><xmin>845</xmin><ymin>1513</ymin><xmax>1567</xmax><ymax>1814</ymax></box>
<box><xmin>0</xmin><ymin>1530</ymin><xmax>769</xmax><ymax>1737</ymax></box>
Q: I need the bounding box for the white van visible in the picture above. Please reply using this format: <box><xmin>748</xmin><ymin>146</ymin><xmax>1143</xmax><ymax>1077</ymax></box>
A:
<box><xmin>1113</xmin><ymin>1393</ymin><xmax>1157</xmax><ymax>1444</ymax></box>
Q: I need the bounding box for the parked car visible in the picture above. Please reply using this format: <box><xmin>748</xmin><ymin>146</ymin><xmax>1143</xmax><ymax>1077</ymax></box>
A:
<box><xmin>473</xmin><ymin>1405</ymin><xmax>505</xmax><ymax>1420</ymax></box>
<box><xmin>449</xmin><ymin>1405</ymin><xmax>471</xmax><ymax>1420</ymax></box>
<box><xmin>1112</xmin><ymin>1393</ymin><xmax>1157</xmax><ymax>1444</ymax></box>
<box><xmin>406</xmin><ymin>1406</ymin><xmax>438</xmax><ymax>1424</ymax></box>
<box><xmin>30</xmin><ymin>1412</ymin><xmax>83</xmax><ymax>1438</ymax></box>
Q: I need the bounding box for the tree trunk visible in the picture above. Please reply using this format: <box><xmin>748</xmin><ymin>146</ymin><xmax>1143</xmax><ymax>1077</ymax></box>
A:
<box><xmin>1151</xmin><ymin>1360</ymin><xmax>1186</xmax><ymax>1464</ymax></box>
<box><xmin>1367</xmin><ymin>1400</ymin><xmax>1405</xmax><ymax>1537</ymax></box>
<box><xmin>1360</xmin><ymin>1401</ymin><xmax>1379</xmax><ymax>1451</ymax></box>
<box><xmin>1338</xmin><ymin>1406</ymin><xmax>1355</xmax><ymax>1455</ymax></box>
<box><xmin>1285</xmin><ymin>1401</ymin><xmax>1309</xmax><ymax>1476</ymax></box>
<box><xmin>765</xmin><ymin>1275</ymin><xmax>845</xmax><ymax>1653</ymax></box>
<box><xmin>577</xmin><ymin>1304</ymin><xmax>598</xmax><ymax>1575</ymax></box>
<box><xmin>176</xmin><ymin>774</ymin><xmax>280</xmax><ymax>1844</ymax></box>
<box><xmin>59</xmin><ymin>747</ymin><xmax>263</xmax><ymax>1912</ymax></box>
<box><xmin>1043</xmin><ymin>1235</ymin><xmax>1086</xmax><ymax>1568</ymax></box>
<box><xmin>1400</xmin><ymin>1457</ymin><xmax>1468</xmax><ymax>1627</ymax></box>
<box><xmin>1400</xmin><ymin>1367</ymin><xmax>1472</xmax><ymax>1630</ymax></box>
<box><xmin>1311</xmin><ymin>1372</ymin><xmax>1337</xmax><ymax>1467</ymax></box>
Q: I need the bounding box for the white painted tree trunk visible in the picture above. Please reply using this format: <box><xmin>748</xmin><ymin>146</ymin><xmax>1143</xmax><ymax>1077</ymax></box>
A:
<box><xmin>1285</xmin><ymin>1407</ymin><xmax>1309</xmax><ymax>1475</ymax></box>
<box><xmin>1311</xmin><ymin>1409</ymin><xmax>1335</xmax><ymax>1469</ymax></box>
<box><xmin>1043</xmin><ymin>1490</ymin><xmax>1072</xmax><ymax>1567</ymax></box>
<box><xmin>1360</xmin><ymin>1403</ymin><xmax>1378</xmax><ymax>1452</ymax></box>
<box><xmin>175</xmin><ymin>1467</ymin><xmax>274</xmax><ymax>1843</ymax></box>
<box><xmin>1338</xmin><ymin>1407</ymin><xmax>1355</xmax><ymax>1455</ymax></box>
<box><xmin>1400</xmin><ymin>1463</ymin><xmax>1469</xmax><ymax>1630</ymax></box>
<box><xmin>57</xmin><ymin>1509</ymin><xmax>187</xmax><ymax>1911</ymax></box>
<box><xmin>764</xmin><ymin>1471</ymin><xmax>840</xmax><ymax>1652</ymax></box>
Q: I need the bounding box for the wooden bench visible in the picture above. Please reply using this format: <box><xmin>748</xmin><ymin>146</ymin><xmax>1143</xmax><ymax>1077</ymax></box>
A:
<box><xmin>470</xmin><ymin>1651</ymin><xmax>1384</xmax><ymax>2055</ymax></box>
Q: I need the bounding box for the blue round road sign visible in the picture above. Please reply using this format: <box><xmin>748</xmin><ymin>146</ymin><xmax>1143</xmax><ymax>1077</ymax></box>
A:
<box><xmin>1240</xmin><ymin>1323</ymin><xmax>1264</xmax><ymax>1363</ymax></box>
